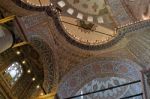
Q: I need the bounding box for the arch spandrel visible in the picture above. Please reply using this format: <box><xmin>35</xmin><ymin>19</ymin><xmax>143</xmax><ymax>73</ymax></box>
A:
<box><xmin>29</xmin><ymin>36</ymin><xmax>56</xmax><ymax>93</ymax></box>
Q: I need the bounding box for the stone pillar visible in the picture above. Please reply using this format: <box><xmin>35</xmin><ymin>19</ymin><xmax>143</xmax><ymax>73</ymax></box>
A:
<box><xmin>0</xmin><ymin>25</ymin><xmax>13</xmax><ymax>53</ymax></box>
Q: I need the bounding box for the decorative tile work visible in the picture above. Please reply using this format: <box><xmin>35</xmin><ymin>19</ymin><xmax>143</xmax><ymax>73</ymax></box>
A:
<box><xmin>20</xmin><ymin>13</ymin><xmax>57</xmax><ymax>93</ymax></box>
<box><xmin>117</xmin><ymin>19</ymin><xmax>150</xmax><ymax>34</ymax></box>
<box><xmin>142</xmin><ymin>69</ymin><xmax>150</xmax><ymax>99</ymax></box>
<box><xmin>106</xmin><ymin>0</ymin><xmax>133</xmax><ymax>26</ymax></box>
<box><xmin>21</xmin><ymin>0</ymin><xmax>50</xmax><ymax>7</ymax></box>
<box><xmin>75</xmin><ymin>77</ymin><xmax>140</xmax><ymax>99</ymax></box>
<box><xmin>127</xmin><ymin>28</ymin><xmax>150</xmax><ymax>68</ymax></box>
<box><xmin>29</xmin><ymin>37</ymin><xmax>55</xmax><ymax>93</ymax></box>
<box><xmin>122</xmin><ymin>0</ymin><xmax>149</xmax><ymax>20</ymax></box>
<box><xmin>52</xmin><ymin>0</ymin><xmax>113</xmax><ymax>24</ymax></box>
<box><xmin>21</xmin><ymin>14</ymin><xmax>47</xmax><ymax>29</ymax></box>
<box><xmin>66</xmin><ymin>0</ymin><xmax>105</xmax><ymax>15</ymax></box>
<box><xmin>11</xmin><ymin>0</ymin><xmax>47</xmax><ymax>11</ymax></box>
<box><xmin>57</xmin><ymin>59</ymin><xmax>142</xmax><ymax>99</ymax></box>
<box><xmin>52</xmin><ymin>16</ymin><xmax>124</xmax><ymax>50</ymax></box>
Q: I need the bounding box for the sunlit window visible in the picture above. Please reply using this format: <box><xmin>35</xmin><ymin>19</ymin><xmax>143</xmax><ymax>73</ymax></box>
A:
<box><xmin>3</xmin><ymin>62</ymin><xmax>23</xmax><ymax>86</ymax></box>
<box><xmin>81</xmin><ymin>91</ymin><xmax>83</xmax><ymax>99</ymax></box>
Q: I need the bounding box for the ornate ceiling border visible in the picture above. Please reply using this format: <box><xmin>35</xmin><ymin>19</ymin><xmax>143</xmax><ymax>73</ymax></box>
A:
<box><xmin>52</xmin><ymin>15</ymin><xmax>125</xmax><ymax>50</ymax></box>
<box><xmin>11</xmin><ymin>0</ymin><xmax>48</xmax><ymax>11</ymax></box>
<box><xmin>57</xmin><ymin>58</ymin><xmax>143</xmax><ymax>99</ymax></box>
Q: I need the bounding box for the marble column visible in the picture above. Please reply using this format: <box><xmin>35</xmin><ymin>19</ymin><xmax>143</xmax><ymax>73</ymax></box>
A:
<box><xmin>0</xmin><ymin>25</ymin><xmax>13</xmax><ymax>53</ymax></box>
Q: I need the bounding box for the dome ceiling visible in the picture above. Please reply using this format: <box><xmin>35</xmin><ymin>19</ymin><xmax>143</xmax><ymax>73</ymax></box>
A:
<box><xmin>75</xmin><ymin>77</ymin><xmax>142</xmax><ymax>99</ymax></box>
<box><xmin>59</xmin><ymin>16</ymin><xmax>117</xmax><ymax>46</ymax></box>
<box><xmin>52</xmin><ymin>0</ymin><xmax>116</xmax><ymax>24</ymax></box>
<box><xmin>11</xmin><ymin>0</ymin><xmax>150</xmax><ymax>50</ymax></box>
<box><xmin>57</xmin><ymin>59</ymin><xmax>143</xmax><ymax>99</ymax></box>
<box><xmin>66</xmin><ymin>0</ymin><xmax>106</xmax><ymax>15</ymax></box>
<box><xmin>12</xmin><ymin>0</ymin><xmax>139</xmax><ymax>50</ymax></box>
<box><xmin>51</xmin><ymin>0</ymin><xmax>121</xmax><ymax>49</ymax></box>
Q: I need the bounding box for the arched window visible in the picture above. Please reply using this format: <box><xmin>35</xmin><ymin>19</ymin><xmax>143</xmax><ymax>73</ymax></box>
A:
<box><xmin>3</xmin><ymin>62</ymin><xmax>23</xmax><ymax>86</ymax></box>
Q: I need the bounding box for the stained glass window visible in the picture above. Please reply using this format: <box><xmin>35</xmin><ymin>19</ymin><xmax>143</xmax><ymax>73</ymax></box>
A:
<box><xmin>3</xmin><ymin>62</ymin><xmax>23</xmax><ymax>86</ymax></box>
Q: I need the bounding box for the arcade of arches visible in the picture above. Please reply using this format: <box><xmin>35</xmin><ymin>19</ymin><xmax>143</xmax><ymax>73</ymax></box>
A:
<box><xmin>0</xmin><ymin>0</ymin><xmax>150</xmax><ymax>99</ymax></box>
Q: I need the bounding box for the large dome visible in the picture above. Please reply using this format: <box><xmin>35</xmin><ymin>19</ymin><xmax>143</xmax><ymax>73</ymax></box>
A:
<box><xmin>51</xmin><ymin>0</ymin><xmax>121</xmax><ymax>49</ymax></box>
